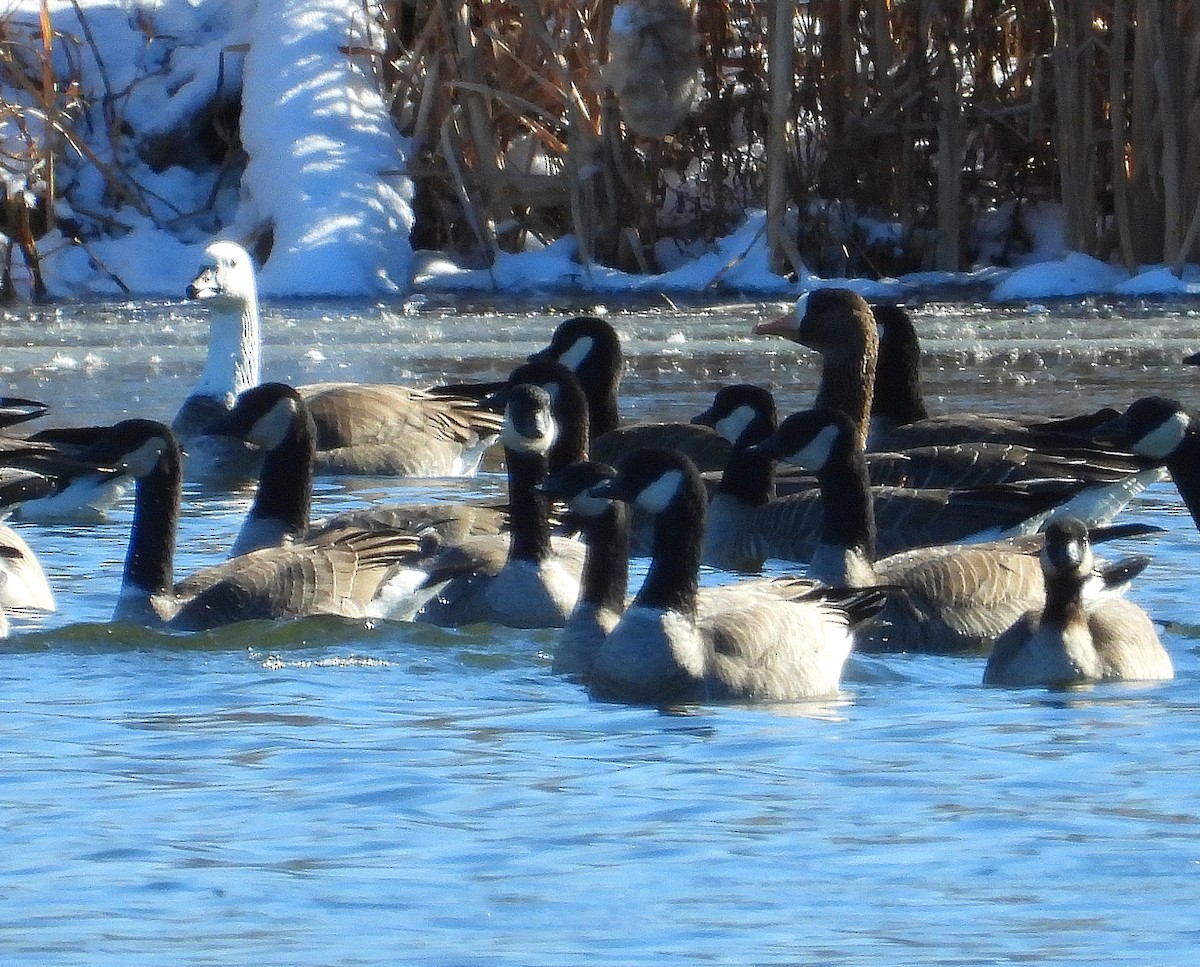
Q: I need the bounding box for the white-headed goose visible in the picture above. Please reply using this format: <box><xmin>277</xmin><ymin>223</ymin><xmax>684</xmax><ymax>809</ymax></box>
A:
<box><xmin>584</xmin><ymin>447</ymin><xmax>888</xmax><ymax>705</ymax></box>
<box><xmin>983</xmin><ymin>517</ymin><xmax>1171</xmax><ymax>687</ymax></box>
<box><xmin>397</xmin><ymin>380</ymin><xmax>586</xmax><ymax>629</ymax></box>
<box><xmin>751</xmin><ymin>407</ymin><xmax>1155</xmax><ymax>654</ymax></box>
<box><xmin>181</xmin><ymin>240</ymin><xmax>503</xmax><ymax>480</ymax></box>
<box><xmin>78</xmin><ymin>419</ymin><xmax>418</xmax><ymax>631</ymax></box>
<box><xmin>691</xmin><ymin>385</ymin><xmax>1094</xmax><ymax>572</ymax></box>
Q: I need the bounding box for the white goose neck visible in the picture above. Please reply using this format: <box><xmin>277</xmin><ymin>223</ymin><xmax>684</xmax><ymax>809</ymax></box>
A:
<box><xmin>195</xmin><ymin>300</ymin><xmax>261</xmax><ymax>404</ymax></box>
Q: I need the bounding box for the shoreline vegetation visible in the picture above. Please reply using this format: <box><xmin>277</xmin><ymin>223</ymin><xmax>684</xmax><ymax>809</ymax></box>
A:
<box><xmin>1</xmin><ymin>0</ymin><xmax>1198</xmax><ymax>301</ymax></box>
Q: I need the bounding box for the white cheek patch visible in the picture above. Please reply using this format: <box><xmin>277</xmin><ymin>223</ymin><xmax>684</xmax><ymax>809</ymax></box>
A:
<box><xmin>793</xmin><ymin>293</ymin><xmax>810</xmax><ymax>322</ymax></box>
<box><xmin>125</xmin><ymin>437</ymin><xmax>169</xmax><ymax>477</ymax></box>
<box><xmin>635</xmin><ymin>469</ymin><xmax>684</xmax><ymax>514</ymax></box>
<box><xmin>556</xmin><ymin>336</ymin><xmax>594</xmax><ymax>372</ymax></box>
<box><xmin>789</xmin><ymin>423</ymin><xmax>840</xmax><ymax>471</ymax></box>
<box><xmin>501</xmin><ymin>411</ymin><xmax>557</xmax><ymax>453</ymax></box>
<box><xmin>1132</xmin><ymin>410</ymin><xmax>1190</xmax><ymax>459</ymax></box>
<box><xmin>714</xmin><ymin>405</ymin><xmax>756</xmax><ymax>446</ymax></box>
<box><xmin>247</xmin><ymin>399</ymin><xmax>300</xmax><ymax>449</ymax></box>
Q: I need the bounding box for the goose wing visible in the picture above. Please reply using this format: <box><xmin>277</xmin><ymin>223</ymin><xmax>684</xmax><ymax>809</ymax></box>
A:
<box><xmin>170</xmin><ymin>527</ymin><xmax>418</xmax><ymax>630</ymax></box>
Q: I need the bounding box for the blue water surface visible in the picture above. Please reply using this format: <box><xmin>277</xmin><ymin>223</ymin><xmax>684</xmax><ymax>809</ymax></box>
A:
<box><xmin>1</xmin><ymin>297</ymin><xmax>1198</xmax><ymax>965</ymax></box>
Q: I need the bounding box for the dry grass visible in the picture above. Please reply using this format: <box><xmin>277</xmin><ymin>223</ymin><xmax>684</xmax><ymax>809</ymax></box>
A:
<box><xmin>2</xmin><ymin>0</ymin><xmax>1199</xmax><ymax>298</ymax></box>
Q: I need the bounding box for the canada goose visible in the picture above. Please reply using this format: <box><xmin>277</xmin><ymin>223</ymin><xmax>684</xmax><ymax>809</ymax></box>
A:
<box><xmin>691</xmin><ymin>385</ymin><xmax>1096</xmax><ymax>572</ymax></box>
<box><xmin>751</xmin><ymin>407</ymin><xmax>1154</xmax><ymax>654</ymax></box>
<box><xmin>754</xmin><ymin>289</ymin><xmax>1162</xmax><ymax>522</ymax></box>
<box><xmin>0</xmin><ymin>399</ymin><xmax>130</xmax><ymax>522</ymax></box>
<box><xmin>540</xmin><ymin>456</ymin><xmax>853</xmax><ymax>681</ymax></box>
<box><xmin>1093</xmin><ymin>395</ymin><xmax>1200</xmax><ymax>529</ymax></box>
<box><xmin>521</xmin><ymin>316</ymin><xmax>729</xmax><ymax>471</ymax></box>
<box><xmin>757</xmin><ymin>289</ymin><xmax>1147</xmax><ymax>454</ymax></box>
<box><xmin>538</xmin><ymin>460</ymin><xmax>630</xmax><ymax>678</ymax></box>
<box><xmin>582</xmin><ymin>447</ymin><xmax>888</xmax><ymax>704</ymax></box>
<box><xmin>290</xmin><ymin>358</ymin><xmax>593</xmax><ymax>566</ymax></box>
<box><xmin>870</xmin><ymin>302</ymin><xmax>1123</xmax><ymax>442</ymax></box>
<box><xmin>983</xmin><ymin>517</ymin><xmax>1172</xmax><ymax>687</ymax></box>
<box><xmin>181</xmin><ymin>240</ymin><xmax>503</xmax><ymax>480</ymax></box>
<box><xmin>432</xmin><ymin>314</ymin><xmax>625</xmax><ymax>441</ymax></box>
<box><xmin>78</xmin><ymin>419</ymin><xmax>418</xmax><ymax>631</ymax></box>
<box><xmin>397</xmin><ymin>382</ymin><xmax>586</xmax><ymax>629</ymax></box>
<box><xmin>201</xmin><ymin>382</ymin><xmax>318</xmax><ymax>557</ymax></box>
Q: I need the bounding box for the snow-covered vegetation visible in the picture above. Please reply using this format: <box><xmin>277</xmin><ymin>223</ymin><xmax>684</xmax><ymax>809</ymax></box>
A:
<box><xmin>1</xmin><ymin>0</ymin><xmax>1199</xmax><ymax>302</ymax></box>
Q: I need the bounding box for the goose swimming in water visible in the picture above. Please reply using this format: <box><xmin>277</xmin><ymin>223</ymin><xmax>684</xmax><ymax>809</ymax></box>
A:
<box><xmin>395</xmin><ymin>381</ymin><xmax>586</xmax><ymax>629</ymax></box>
<box><xmin>757</xmin><ymin>289</ymin><xmax>1155</xmax><ymax>453</ymax></box>
<box><xmin>754</xmin><ymin>289</ymin><xmax>1163</xmax><ymax>523</ymax></box>
<box><xmin>180</xmin><ymin>240</ymin><xmax>503</xmax><ymax>481</ymax></box>
<box><xmin>983</xmin><ymin>517</ymin><xmax>1172</xmax><ymax>687</ymax></box>
<box><xmin>690</xmin><ymin>384</ymin><xmax>1098</xmax><ymax>572</ymax></box>
<box><xmin>583</xmin><ymin>447</ymin><xmax>889</xmax><ymax>705</ymax></box>
<box><xmin>751</xmin><ymin>407</ymin><xmax>1158</xmax><ymax>654</ymax></box>
<box><xmin>78</xmin><ymin>419</ymin><xmax>418</xmax><ymax>631</ymax></box>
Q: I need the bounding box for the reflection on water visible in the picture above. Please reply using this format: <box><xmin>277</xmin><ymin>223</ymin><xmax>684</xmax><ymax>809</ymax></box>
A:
<box><xmin>1</xmin><ymin>296</ymin><xmax>1199</xmax><ymax>964</ymax></box>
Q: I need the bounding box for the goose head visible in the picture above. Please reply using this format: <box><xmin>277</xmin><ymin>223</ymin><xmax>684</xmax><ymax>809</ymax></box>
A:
<box><xmin>502</xmin><ymin>359</ymin><xmax>590</xmax><ymax>469</ymax></box>
<box><xmin>593</xmin><ymin>448</ymin><xmax>704</xmax><ymax>518</ymax></box>
<box><xmin>530</xmin><ymin>315</ymin><xmax>622</xmax><ymax>438</ymax></box>
<box><xmin>1094</xmin><ymin>396</ymin><xmax>1191</xmax><ymax>462</ymax></box>
<box><xmin>204</xmin><ymin>382</ymin><xmax>311</xmax><ymax>453</ymax></box>
<box><xmin>186</xmin><ymin>240</ymin><xmax>258</xmax><ymax>314</ymax></box>
<box><xmin>749</xmin><ymin>407</ymin><xmax>858</xmax><ymax>475</ymax></box>
<box><xmin>78</xmin><ymin>419</ymin><xmax>179</xmax><ymax>481</ymax></box>
<box><xmin>539</xmin><ymin>460</ymin><xmax>618</xmax><ymax>520</ymax></box>
<box><xmin>531</xmin><ymin>315</ymin><xmax>621</xmax><ymax>378</ymax></box>
<box><xmin>691</xmin><ymin>384</ymin><xmax>777</xmax><ymax>448</ymax></box>
<box><xmin>1040</xmin><ymin>517</ymin><xmax>1094</xmax><ymax>582</ymax></box>
<box><xmin>500</xmin><ymin>383</ymin><xmax>558</xmax><ymax>457</ymax></box>
<box><xmin>754</xmin><ymin>289</ymin><xmax>876</xmax><ymax>355</ymax></box>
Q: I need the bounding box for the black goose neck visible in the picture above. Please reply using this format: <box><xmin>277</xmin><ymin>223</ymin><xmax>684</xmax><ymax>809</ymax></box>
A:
<box><xmin>580</xmin><ymin>501</ymin><xmax>629</xmax><ymax>612</ymax></box>
<box><xmin>506</xmin><ymin>446</ymin><xmax>553</xmax><ymax>563</ymax></box>
<box><xmin>873</xmin><ymin>320</ymin><xmax>929</xmax><ymax>426</ymax></box>
<box><xmin>816</xmin><ymin>443</ymin><xmax>876</xmax><ymax>560</ymax></box>
<box><xmin>549</xmin><ymin>386</ymin><xmax>590</xmax><ymax>472</ymax></box>
<box><xmin>1166</xmin><ymin>432</ymin><xmax>1200</xmax><ymax>531</ymax></box>
<box><xmin>577</xmin><ymin>359</ymin><xmax>620</xmax><ymax>439</ymax></box>
<box><xmin>1041</xmin><ymin>571</ymin><xmax>1087</xmax><ymax>627</ymax></box>
<box><xmin>248</xmin><ymin>414</ymin><xmax>315</xmax><ymax>535</ymax></box>
<box><xmin>635</xmin><ymin>473</ymin><xmax>706</xmax><ymax>615</ymax></box>
<box><xmin>716</xmin><ymin>417</ymin><xmax>776</xmax><ymax>505</ymax></box>
<box><xmin>125</xmin><ymin>443</ymin><xmax>182</xmax><ymax>597</ymax></box>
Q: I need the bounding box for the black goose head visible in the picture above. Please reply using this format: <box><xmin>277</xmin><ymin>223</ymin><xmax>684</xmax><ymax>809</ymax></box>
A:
<box><xmin>531</xmin><ymin>315</ymin><xmax>621</xmax><ymax>378</ymax></box>
<box><xmin>749</xmin><ymin>407</ymin><xmax>857</xmax><ymax>475</ymax></box>
<box><xmin>77</xmin><ymin>419</ymin><xmax>179</xmax><ymax>480</ymax></box>
<box><xmin>691</xmin><ymin>384</ymin><xmax>777</xmax><ymax>448</ymax></box>
<box><xmin>1040</xmin><ymin>516</ymin><xmax>1093</xmax><ymax>580</ymax></box>
<box><xmin>593</xmin><ymin>447</ymin><xmax>704</xmax><ymax>517</ymax></box>
<box><xmin>1094</xmin><ymin>396</ymin><xmax>1192</xmax><ymax>461</ymax></box>
<box><xmin>501</xmin><ymin>359</ymin><xmax>590</xmax><ymax>469</ymax></box>
<box><xmin>204</xmin><ymin>382</ymin><xmax>311</xmax><ymax>451</ymax></box>
<box><xmin>539</xmin><ymin>460</ymin><xmax>618</xmax><ymax>518</ymax></box>
<box><xmin>500</xmin><ymin>383</ymin><xmax>557</xmax><ymax>457</ymax></box>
